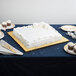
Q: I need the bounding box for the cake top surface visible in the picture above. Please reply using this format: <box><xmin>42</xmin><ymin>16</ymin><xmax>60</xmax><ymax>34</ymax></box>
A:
<box><xmin>13</xmin><ymin>22</ymin><xmax>62</xmax><ymax>42</ymax></box>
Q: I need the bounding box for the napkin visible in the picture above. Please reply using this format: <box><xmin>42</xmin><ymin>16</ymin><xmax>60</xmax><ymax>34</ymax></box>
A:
<box><xmin>0</xmin><ymin>40</ymin><xmax>23</xmax><ymax>55</ymax></box>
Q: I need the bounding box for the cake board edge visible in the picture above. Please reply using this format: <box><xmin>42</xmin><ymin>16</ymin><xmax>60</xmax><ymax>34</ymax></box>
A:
<box><xmin>7</xmin><ymin>31</ymin><xmax>69</xmax><ymax>52</ymax></box>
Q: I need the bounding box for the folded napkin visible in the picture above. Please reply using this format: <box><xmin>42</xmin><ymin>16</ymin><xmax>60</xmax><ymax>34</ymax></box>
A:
<box><xmin>0</xmin><ymin>40</ymin><xmax>23</xmax><ymax>55</ymax></box>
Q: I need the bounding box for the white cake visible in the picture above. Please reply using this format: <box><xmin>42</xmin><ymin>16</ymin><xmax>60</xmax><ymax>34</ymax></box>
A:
<box><xmin>13</xmin><ymin>22</ymin><xmax>62</xmax><ymax>48</ymax></box>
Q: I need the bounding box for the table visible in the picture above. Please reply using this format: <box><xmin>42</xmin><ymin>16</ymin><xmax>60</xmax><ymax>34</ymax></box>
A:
<box><xmin>0</xmin><ymin>24</ymin><xmax>76</xmax><ymax>76</ymax></box>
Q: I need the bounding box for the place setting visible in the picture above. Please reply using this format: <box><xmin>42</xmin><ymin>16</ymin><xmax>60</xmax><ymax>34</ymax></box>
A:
<box><xmin>64</xmin><ymin>42</ymin><xmax>76</xmax><ymax>55</ymax></box>
<box><xmin>0</xmin><ymin>20</ymin><xmax>23</xmax><ymax>55</ymax></box>
<box><xmin>0</xmin><ymin>20</ymin><xmax>15</xmax><ymax>31</ymax></box>
<box><xmin>60</xmin><ymin>24</ymin><xmax>76</xmax><ymax>55</ymax></box>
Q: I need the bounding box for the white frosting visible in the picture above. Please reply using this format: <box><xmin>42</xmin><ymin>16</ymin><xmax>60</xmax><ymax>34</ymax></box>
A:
<box><xmin>7</xmin><ymin>20</ymin><xmax>11</xmax><ymax>23</ymax></box>
<box><xmin>13</xmin><ymin>22</ymin><xmax>62</xmax><ymax>48</ymax></box>
<box><xmin>2</xmin><ymin>22</ymin><xmax>7</xmax><ymax>25</ymax></box>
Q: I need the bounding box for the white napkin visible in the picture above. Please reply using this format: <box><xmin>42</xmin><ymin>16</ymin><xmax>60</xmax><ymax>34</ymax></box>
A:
<box><xmin>0</xmin><ymin>40</ymin><xmax>23</xmax><ymax>55</ymax></box>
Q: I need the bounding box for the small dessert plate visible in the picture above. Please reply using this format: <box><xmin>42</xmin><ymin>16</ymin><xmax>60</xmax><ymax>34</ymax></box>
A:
<box><xmin>6</xmin><ymin>24</ymin><xmax>15</xmax><ymax>29</ymax></box>
<box><xmin>0</xmin><ymin>31</ymin><xmax>4</xmax><ymax>39</ymax></box>
<box><xmin>60</xmin><ymin>25</ymin><xmax>76</xmax><ymax>31</ymax></box>
<box><xmin>0</xmin><ymin>24</ymin><xmax>15</xmax><ymax>30</ymax></box>
<box><xmin>64</xmin><ymin>44</ymin><xmax>76</xmax><ymax>55</ymax></box>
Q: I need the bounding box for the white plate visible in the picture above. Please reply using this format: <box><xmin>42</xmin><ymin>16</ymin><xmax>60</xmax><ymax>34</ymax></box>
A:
<box><xmin>0</xmin><ymin>24</ymin><xmax>15</xmax><ymax>30</ymax></box>
<box><xmin>6</xmin><ymin>24</ymin><xmax>15</xmax><ymax>29</ymax></box>
<box><xmin>64</xmin><ymin>44</ymin><xmax>76</xmax><ymax>55</ymax></box>
<box><xmin>60</xmin><ymin>25</ymin><xmax>76</xmax><ymax>31</ymax></box>
<box><xmin>0</xmin><ymin>31</ymin><xmax>4</xmax><ymax>39</ymax></box>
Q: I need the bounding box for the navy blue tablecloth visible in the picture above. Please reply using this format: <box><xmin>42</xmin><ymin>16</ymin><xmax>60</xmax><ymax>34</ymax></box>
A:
<box><xmin>0</xmin><ymin>24</ymin><xmax>76</xmax><ymax>76</ymax></box>
<box><xmin>0</xmin><ymin>24</ymin><xmax>76</xmax><ymax>58</ymax></box>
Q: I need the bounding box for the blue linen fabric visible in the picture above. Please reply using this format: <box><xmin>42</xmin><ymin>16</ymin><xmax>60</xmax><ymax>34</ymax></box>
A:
<box><xmin>0</xmin><ymin>24</ymin><xmax>76</xmax><ymax>58</ymax></box>
<box><xmin>0</xmin><ymin>25</ymin><xmax>76</xmax><ymax>76</ymax></box>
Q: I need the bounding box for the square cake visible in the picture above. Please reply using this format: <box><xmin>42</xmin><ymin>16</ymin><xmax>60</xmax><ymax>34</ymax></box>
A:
<box><xmin>13</xmin><ymin>22</ymin><xmax>62</xmax><ymax>48</ymax></box>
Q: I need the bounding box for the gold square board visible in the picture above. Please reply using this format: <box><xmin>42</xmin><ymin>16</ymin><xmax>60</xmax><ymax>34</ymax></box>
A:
<box><xmin>7</xmin><ymin>31</ymin><xmax>69</xmax><ymax>52</ymax></box>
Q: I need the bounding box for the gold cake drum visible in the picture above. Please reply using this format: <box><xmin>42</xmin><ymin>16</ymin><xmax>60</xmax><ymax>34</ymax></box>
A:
<box><xmin>7</xmin><ymin>31</ymin><xmax>69</xmax><ymax>52</ymax></box>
